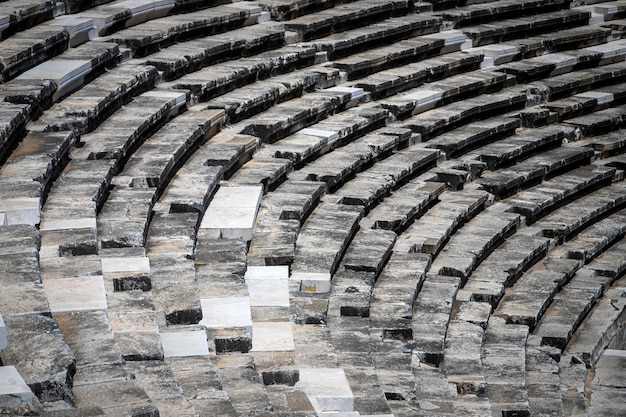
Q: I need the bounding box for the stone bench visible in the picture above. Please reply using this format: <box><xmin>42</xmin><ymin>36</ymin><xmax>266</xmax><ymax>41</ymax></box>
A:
<box><xmin>144</xmin><ymin>22</ymin><xmax>286</xmax><ymax>81</ymax></box>
<box><xmin>477</xmin><ymin>145</ymin><xmax>598</xmax><ymax>198</ymax></box>
<box><xmin>482</xmin><ymin>318</ymin><xmax>530</xmax><ymax>417</ymax></box>
<box><xmin>588</xmin><ymin>348</ymin><xmax>626</xmax><ymax>416</ymax></box>
<box><xmin>461</xmin><ymin>123</ymin><xmax>576</xmax><ymax>169</ymax></box>
<box><xmin>354</xmin><ymin>51</ymin><xmax>484</xmax><ymax>100</ymax></box>
<box><xmin>0</xmin><ymin>101</ymin><xmax>31</xmax><ymax>165</ymax></box>
<box><xmin>402</xmin><ymin>90</ymin><xmax>527</xmax><ymax>140</ymax></box>
<box><xmin>369</xmin><ymin>252</ymin><xmax>431</xmax><ymax>339</ymax></box>
<box><xmin>307</xmin><ymin>13</ymin><xmax>442</xmax><ymax>60</ymax></box>
<box><xmin>535</xmin><ymin>181</ymin><xmax>626</xmax><ymax>240</ymax></box>
<box><xmin>33</xmin><ymin>62</ymin><xmax>159</xmax><ymax>133</ymax></box>
<box><xmin>444</xmin><ymin>319</ymin><xmax>486</xmax><ymax>395</ymax></box>
<box><xmin>500</xmin><ymin>164</ymin><xmax>617</xmax><ymax>223</ymax></box>
<box><xmin>461</xmin><ymin>9</ymin><xmax>591</xmax><ymax>47</ymax></box>
<box><xmin>412</xmin><ymin>274</ymin><xmax>461</xmax><ymax>366</ymax></box>
<box><xmin>585</xmin><ymin>235</ymin><xmax>626</xmax><ymax>278</ymax></box>
<box><xmin>364</xmin><ymin>179</ymin><xmax>445</xmax><ymax>233</ymax></box>
<box><xmin>395</xmin><ymin>188</ymin><xmax>490</xmax><ymax>255</ymax></box>
<box><xmin>100</xmin><ymin>2</ymin><xmax>261</xmax><ymax>56</ymax></box>
<box><xmin>428</xmin><ymin>206</ymin><xmax>522</xmax><ymax>281</ymax></box>
<box><xmin>169</xmin><ymin>45</ymin><xmax>317</xmax><ymax>101</ymax></box>
<box><xmin>283</xmin><ymin>0</ymin><xmax>414</xmax><ymax>41</ymax></box>
<box><xmin>588</xmin><ymin>128</ymin><xmax>626</xmax><ymax>157</ymax></box>
<box><xmin>562</xmin><ymin>103</ymin><xmax>626</xmax><ymax>136</ymax></box>
<box><xmin>291</xmin><ymin>202</ymin><xmax>364</xmax><ymax>275</ymax></box>
<box><xmin>514</xmin><ymin>24</ymin><xmax>612</xmax><ymax>60</ymax></box>
<box><xmin>0</xmin><ymin>130</ymin><xmax>77</xmax><ymax>226</ymax></box>
<box><xmin>0</xmin><ymin>0</ymin><xmax>58</xmax><ymax>39</ymax></box>
<box><xmin>258</xmin><ymin>0</ymin><xmax>334</xmax><ymax>21</ymax></box>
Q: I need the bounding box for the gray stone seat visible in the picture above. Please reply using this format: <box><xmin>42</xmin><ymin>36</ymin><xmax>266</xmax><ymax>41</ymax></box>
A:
<box><xmin>461</xmin><ymin>9</ymin><xmax>591</xmax><ymax>47</ymax></box>
<box><xmin>258</xmin><ymin>0</ymin><xmax>334</xmax><ymax>21</ymax></box>
<box><xmin>0</xmin><ymin>101</ymin><xmax>31</xmax><ymax>164</ymax></box>
<box><xmin>31</xmin><ymin>62</ymin><xmax>159</xmax><ymax>133</ymax></box>
<box><xmin>369</xmin><ymin>251</ymin><xmax>431</xmax><ymax>339</ymax></box>
<box><xmin>353</xmin><ymin>50</ymin><xmax>485</xmax><ymax>100</ymax></box>
<box><xmin>499</xmin><ymin>164</ymin><xmax>617</xmax><ymax>222</ymax></box>
<box><xmin>402</xmin><ymin>90</ymin><xmax>527</xmax><ymax>140</ymax></box>
<box><xmin>562</xmin><ymin>103</ymin><xmax>626</xmax><ymax>136</ymax></box>
<box><xmin>428</xmin><ymin>206</ymin><xmax>522</xmax><ymax>281</ymax></box>
<box><xmin>100</xmin><ymin>2</ymin><xmax>262</xmax><ymax>57</ymax></box>
<box><xmin>169</xmin><ymin>45</ymin><xmax>317</xmax><ymax>101</ymax></box>
<box><xmin>460</xmin><ymin>226</ymin><xmax>553</xmax><ymax>305</ymax></box>
<box><xmin>588</xmin><ymin>128</ymin><xmax>626</xmax><ymax>157</ymax></box>
<box><xmin>0</xmin><ymin>1</ymin><xmax>57</xmax><ymax>39</ymax></box>
<box><xmin>482</xmin><ymin>318</ymin><xmax>530</xmax><ymax>417</ymax></box>
<box><xmin>476</xmin><ymin>145</ymin><xmax>598</xmax><ymax>198</ymax></box>
<box><xmin>588</xmin><ymin>348</ymin><xmax>626</xmax><ymax>417</ymax></box>
<box><xmin>434</xmin><ymin>0</ymin><xmax>569</xmax><ymax>29</ymax></box>
<box><xmin>412</xmin><ymin>274</ymin><xmax>461</xmax><ymax>367</ymax></box>
<box><xmin>585</xmin><ymin>233</ymin><xmax>626</xmax><ymax>278</ymax></box>
<box><xmin>444</xmin><ymin>318</ymin><xmax>487</xmax><ymax>395</ymax></box>
<box><xmin>0</xmin><ymin>130</ymin><xmax>77</xmax><ymax>226</ymax></box>
<box><xmin>395</xmin><ymin>188</ymin><xmax>491</xmax><ymax>255</ymax></box>
<box><xmin>378</xmin><ymin>69</ymin><xmax>513</xmax><ymax>119</ymax></box>
<box><xmin>291</xmin><ymin>201</ymin><xmax>364</xmax><ymax>275</ymax></box>
<box><xmin>307</xmin><ymin>12</ymin><xmax>443</xmax><ymax>60</ymax></box>
<box><xmin>534</xmin><ymin>181</ymin><xmax>626</xmax><ymax>240</ymax></box>
<box><xmin>143</xmin><ymin>22</ymin><xmax>286</xmax><ymax>81</ymax></box>
<box><xmin>283</xmin><ymin>0</ymin><xmax>414</xmax><ymax>41</ymax></box>
<box><xmin>514</xmin><ymin>24</ymin><xmax>612</xmax><ymax>59</ymax></box>
<box><xmin>0</xmin><ymin>25</ymin><xmax>69</xmax><ymax>82</ymax></box>
<box><xmin>460</xmin><ymin>123</ymin><xmax>576</xmax><ymax>169</ymax></box>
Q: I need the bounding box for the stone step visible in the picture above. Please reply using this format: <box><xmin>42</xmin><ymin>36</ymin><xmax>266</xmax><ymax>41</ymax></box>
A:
<box><xmin>33</xmin><ymin>62</ymin><xmax>160</xmax><ymax>134</ymax></box>
<box><xmin>144</xmin><ymin>22</ymin><xmax>286</xmax><ymax>81</ymax></box>
<box><xmin>412</xmin><ymin>365</ymin><xmax>456</xmax><ymax>415</ymax></box>
<box><xmin>525</xmin><ymin>341</ymin><xmax>564</xmax><ymax>417</ymax></box>
<box><xmin>0</xmin><ymin>365</ymin><xmax>40</xmax><ymax>415</ymax></box>
<box><xmin>395</xmin><ymin>188</ymin><xmax>490</xmax><ymax>255</ymax></box>
<box><xmin>588</xmin><ymin>349</ymin><xmax>626</xmax><ymax>416</ymax></box>
<box><xmin>258</xmin><ymin>0</ymin><xmax>335</xmax><ymax>21</ymax></box>
<box><xmin>100</xmin><ymin>2</ymin><xmax>263</xmax><ymax>56</ymax></box>
<box><xmin>0</xmin><ymin>0</ymin><xmax>58</xmax><ymax>40</ymax></box>
<box><xmin>283</xmin><ymin>0</ymin><xmax>415</xmax><ymax>42</ymax></box>
<box><xmin>292</xmin><ymin>202</ymin><xmax>364</xmax><ymax>275</ymax></box>
<box><xmin>562</xmin><ymin>103</ymin><xmax>626</xmax><ymax>136</ymax></box>
<box><xmin>0</xmin><ymin>130</ymin><xmax>77</xmax><ymax>226</ymax></box>
<box><xmin>429</xmin><ymin>206</ymin><xmax>522</xmax><ymax>281</ymax></box>
<box><xmin>444</xmin><ymin>319</ymin><xmax>487</xmax><ymax>396</ymax></box>
<box><xmin>477</xmin><ymin>144</ymin><xmax>597</xmax><ymax>198</ymax></box>
<box><xmin>461</xmin><ymin>9</ymin><xmax>591</xmax><ymax>48</ymax></box>
<box><xmin>307</xmin><ymin>12</ymin><xmax>443</xmax><ymax>60</ymax></box>
<box><xmin>370</xmin><ymin>252</ymin><xmax>431</xmax><ymax>340</ymax></box>
<box><xmin>0</xmin><ymin>101</ymin><xmax>31</xmax><ymax>164</ymax></box>
<box><xmin>462</xmin><ymin>123</ymin><xmax>576</xmax><ymax>169</ymax></box>
<box><xmin>588</xmin><ymin>128</ymin><xmax>626</xmax><ymax>157</ymax></box>
<box><xmin>354</xmin><ymin>51</ymin><xmax>485</xmax><ymax>101</ymax></box>
<box><xmin>412</xmin><ymin>274</ymin><xmax>461</xmax><ymax>367</ymax></box>
<box><xmin>500</xmin><ymin>164</ymin><xmax>616</xmax><ymax>222</ymax></box>
<box><xmin>586</xmin><ymin>235</ymin><xmax>626</xmax><ymax>278</ymax></box>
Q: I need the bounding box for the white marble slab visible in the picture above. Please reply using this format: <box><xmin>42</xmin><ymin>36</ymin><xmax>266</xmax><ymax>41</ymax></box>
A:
<box><xmin>200</xmin><ymin>185</ymin><xmax>263</xmax><ymax>241</ymax></box>
<box><xmin>291</xmin><ymin>272</ymin><xmax>331</xmax><ymax>293</ymax></box>
<box><xmin>247</xmin><ymin>279</ymin><xmax>290</xmax><ymax>307</ymax></box>
<box><xmin>326</xmin><ymin>86</ymin><xmax>364</xmax><ymax>100</ymax></box>
<box><xmin>0</xmin><ymin>366</ymin><xmax>33</xmax><ymax>404</ymax></box>
<box><xmin>17</xmin><ymin>59</ymin><xmax>92</xmax><ymax>86</ymax></box>
<box><xmin>0</xmin><ymin>198</ymin><xmax>40</xmax><ymax>225</ymax></box>
<box><xmin>251</xmin><ymin>322</ymin><xmax>294</xmax><ymax>352</ymax></box>
<box><xmin>403</xmin><ymin>89</ymin><xmax>443</xmax><ymax>106</ymax></box>
<box><xmin>161</xmin><ymin>329</ymin><xmax>209</xmax><ymax>357</ymax></box>
<box><xmin>424</xmin><ymin>29</ymin><xmax>467</xmax><ymax>46</ymax></box>
<box><xmin>101</xmin><ymin>256</ymin><xmax>150</xmax><ymax>274</ymax></box>
<box><xmin>0</xmin><ymin>213</ymin><xmax>6</xmax><ymax>226</ymax></box>
<box><xmin>586</xmin><ymin>40</ymin><xmax>626</xmax><ymax>59</ymax></box>
<box><xmin>297</xmin><ymin>368</ymin><xmax>354</xmax><ymax>413</ymax></box>
<box><xmin>199</xmin><ymin>297</ymin><xmax>252</xmax><ymax>332</ymax></box>
<box><xmin>43</xmin><ymin>275</ymin><xmax>107</xmax><ymax>313</ymax></box>
<box><xmin>0</xmin><ymin>313</ymin><xmax>6</xmax><ymax>350</ymax></box>
<box><xmin>245</xmin><ymin>265</ymin><xmax>289</xmax><ymax>280</ymax></box>
<box><xmin>575</xmin><ymin>90</ymin><xmax>614</xmax><ymax>105</ymax></box>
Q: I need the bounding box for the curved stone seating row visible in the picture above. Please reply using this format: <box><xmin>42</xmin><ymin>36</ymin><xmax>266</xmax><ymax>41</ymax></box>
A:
<box><xmin>282</xmin><ymin>0</ymin><xmax>415</xmax><ymax>41</ymax></box>
<box><xmin>0</xmin><ymin>0</ymin><xmax>58</xmax><ymax>39</ymax></box>
<box><xmin>0</xmin><ymin>101</ymin><xmax>31</xmax><ymax>164</ymax></box>
<box><xmin>257</xmin><ymin>0</ymin><xmax>335</xmax><ymax>22</ymax></box>
<box><xmin>99</xmin><ymin>2</ymin><xmax>263</xmax><ymax>56</ymax></box>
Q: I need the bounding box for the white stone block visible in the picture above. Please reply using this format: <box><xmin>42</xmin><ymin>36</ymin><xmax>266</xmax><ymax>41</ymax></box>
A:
<box><xmin>161</xmin><ymin>329</ymin><xmax>209</xmax><ymax>357</ymax></box>
<box><xmin>0</xmin><ymin>213</ymin><xmax>6</xmax><ymax>226</ymax></box>
<box><xmin>300</xmin><ymin>128</ymin><xmax>340</xmax><ymax>146</ymax></box>
<box><xmin>403</xmin><ymin>89</ymin><xmax>443</xmax><ymax>106</ymax></box>
<box><xmin>251</xmin><ymin>322</ymin><xmax>294</xmax><ymax>352</ymax></box>
<box><xmin>48</xmin><ymin>16</ymin><xmax>96</xmax><ymax>46</ymax></box>
<box><xmin>586</xmin><ymin>40</ymin><xmax>626</xmax><ymax>59</ymax></box>
<box><xmin>297</xmin><ymin>368</ymin><xmax>354</xmax><ymax>413</ymax></box>
<box><xmin>0</xmin><ymin>313</ymin><xmax>6</xmax><ymax>350</ymax></box>
<box><xmin>43</xmin><ymin>275</ymin><xmax>108</xmax><ymax>313</ymax></box>
<box><xmin>200</xmin><ymin>297</ymin><xmax>252</xmax><ymax>333</ymax></box>
<box><xmin>247</xmin><ymin>278</ymin><xmax>290</xmax><ymax>307</ymax></box>
<box><xmin>17</xmin><ymin>59</ymin><xmax>92</xmax><ymax>100</ymax></box>
<box><xmin>200</xmin><ymin>185</ymin><xmax>263</xmax><ymax>241</ymax></box>
<box><xmin>141</xmin><ymin>89</ymin><xmax>187</xmax><ymax>108</ymax></box>
<box><xmin>0</xmin><ymin>198</ymin><xmax>40</xmax><ymax>225</ymax></box>
<box><xmin>575</xmin><ymin>90</ymin><xmax>614</xmax><ymax>105</ymax></box>
<box><xmin>532</xmin><ymin>53</ymin><xmax>577</xmax><ymax>69</ymax></box>
<box><xmin>245</xmin><ymin>265</ymin><xmax>289</xmax><ymax>280</ymax></box>
<box><xmin>40</xmin><ymin>217</ymin><xmax>96</xmax><ymax>231</ymax></box>
<box><xmin>101</xmin><ymin>256</ymin><xmax>150</xmax><ymax>274</ymax></box>
<box><xmin>291</xmin><ymin>272</ymin><xmax>331</xmax><ymax>293</ymax></box>
<box><xmin>0</xmin><ymin>366</ymin><xmax>33</xmax><ymax>404</ymax></box>
<box><xmin>326</xmin><ymin>86</ymin><xmax>364</xmax><ymax>100</ymax></box>
<box><xmin>424</xmin><ymin>29</ymin><xmax>467</xmax><ymax>46</ymax></box>
<box><xmin>480</xmin><ymin>57</ymin><xmax>495</xmax><ymax>68</ymax></box>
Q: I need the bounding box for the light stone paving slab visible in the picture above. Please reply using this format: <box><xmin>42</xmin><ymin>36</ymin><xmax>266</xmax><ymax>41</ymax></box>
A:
<box><xmin>16</xmin><ymin>59</ymin><xmax>92</xmax><ymax>100</ymax></box>
<box><xmin>47</xmin><ymin>15</ymin><xmax>96</xmax><ymax>46</ymax></box>
<box><xmin>43</xmin><ymin>275</ymin><xmax>108</xmax><ymax>313</ymax></box>
<box><xmin>0</xmin><ymin>198</ymin><xmax>40</xmax><ymax>225</ymax></box>
<box><xmin>291</xmin><ymin>272</ymin><xmax>331</xmax><ymax>293</ymax></box>
<box><xmin>247</xmin><ymin>279</ymin><xmax>290</xmax><ymax>307</ymax></box>
<box><xmin>161</xmin><ymin>329</ymin><xmax>209</xmax><ymax>357</ymax></box>
<box><xmin>0</xmin><ymin>313</ymin><xmax>6</xmax><ymax>350</ymax></box>
<box><xmin>40</xmin><ymin>218</ymin><xmax>97</xmax><ymax>231</ymax></box>
<box><xmin>245</xmin><ymin>265</ymin><xmax>289</xmax><ymax>280</ymax></box>
<box><xmin>199</xmin><ymin>297</ymin><xmax>252</xmax><ymax>332</ymax></box>
<box><xmin>0</xmin><ymin>366</ymin><xmax>33</xmax><ymax>404</ymax></box>
<box><xmin>101</xmin><ymin>256</ymin><xmax>151</xmax><ymax>274</ymax></box>
<box><xmin>251</xmin><ymin>322</ymin><xmax>294</xmax><ymax>352</ymax></box>
<box><xmin>297</xmin><ymin>368</ymin><xmax>354</xmax><ymax>413</ymax></box>
<box><xmin>200</xmin><ymin>185</ymin><xmax>263</xmax><ymax>241</ymax></box>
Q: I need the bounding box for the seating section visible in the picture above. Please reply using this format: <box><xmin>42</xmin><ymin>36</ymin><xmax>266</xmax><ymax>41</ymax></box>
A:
<box><xmin>2</xmin><ymin>0</ymin><xmax>626</xmax><ymax>414</ymax></box>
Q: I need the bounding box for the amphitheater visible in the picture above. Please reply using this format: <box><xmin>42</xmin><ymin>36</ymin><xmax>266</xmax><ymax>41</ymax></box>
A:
<box><xmin>2</xmin><ymin>0</ymin><xmax>626</xmax><ymax>415</ymax></box>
